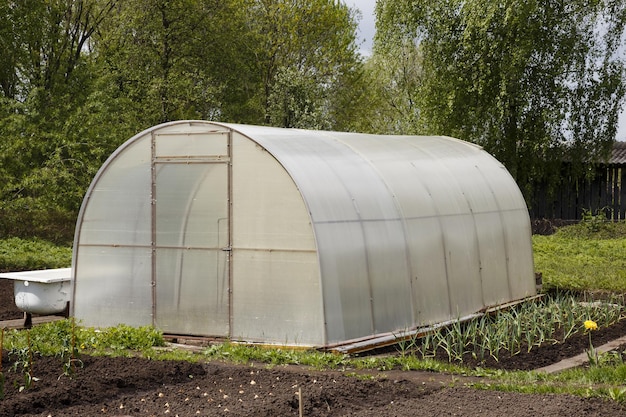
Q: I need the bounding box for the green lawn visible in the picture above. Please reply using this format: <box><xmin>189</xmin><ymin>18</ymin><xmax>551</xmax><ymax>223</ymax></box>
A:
<box><xmin>533</xmin><ymin>221</ymin><xmax>626</xmax><ymax>292</ymax></box>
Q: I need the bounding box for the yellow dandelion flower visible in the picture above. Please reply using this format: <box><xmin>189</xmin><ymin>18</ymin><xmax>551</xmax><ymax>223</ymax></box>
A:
<box><xmin>584</xmin><ymin>320</ymin><xmax>598</xmax><ymax>331</ymax></box>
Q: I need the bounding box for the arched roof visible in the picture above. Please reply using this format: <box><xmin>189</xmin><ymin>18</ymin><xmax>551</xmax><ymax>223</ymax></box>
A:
<box><xmin>72</xmin><ymin>121</ymin><xmax>536</xmax><ymax>348</ymax></box>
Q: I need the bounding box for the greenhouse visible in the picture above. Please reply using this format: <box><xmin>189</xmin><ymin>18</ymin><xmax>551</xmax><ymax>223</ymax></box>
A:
<box><xmin>71</xmin><ymin>120</ymin><xmax>536</xmax><ymax>349</ymax></box>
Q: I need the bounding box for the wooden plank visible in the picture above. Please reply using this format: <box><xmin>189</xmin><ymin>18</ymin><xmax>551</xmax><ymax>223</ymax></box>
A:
<box><xmin>608</xmin><ymin>167</ymin><xmax>616</xmax><ymax>219</ymax></box>
<box><xmin>598</xmin><ymin>166</ymin><xmax>608</xmax><ymax>214</ymax></box>
<box><xmin>621</xmin><ymin>167</ymin><xmax>626</xmax><ymax>220</ymax></box>
<box><xmin>0</xmin><ymin>315</ymin><xmax>65</xmax><ymax>330</ymax></box>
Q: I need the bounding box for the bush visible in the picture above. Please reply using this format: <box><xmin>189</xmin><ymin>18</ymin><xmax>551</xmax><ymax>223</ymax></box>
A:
<box><xmin>0</xmin><ymin>237</ymin><xmax>71</xmax><ymax>272</ymax></box>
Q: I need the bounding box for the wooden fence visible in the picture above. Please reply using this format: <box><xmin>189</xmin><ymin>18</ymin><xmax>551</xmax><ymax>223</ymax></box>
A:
<box><xmin>530</xmin><ymin>165</ymin><xmax>626</xmax><ymax>221</ymax></box>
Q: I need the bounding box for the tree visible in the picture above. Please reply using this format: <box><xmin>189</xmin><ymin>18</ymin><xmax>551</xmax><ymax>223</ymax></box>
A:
<box><xmin>0</xmin><ymin>0</ymin><xmax>116</xmax><ymax>98</ymax></box>
<box><xmin>0</xmin><ymin>1</ymin><xmax>118</xmax><ymax>242</ymax></box>
<box><xmin>0</xmin><ymin>0</ymin><xmax>367</xmax><ymax>242</ymax></box>
<box><xmin>356</xmin><ymin>37</ymin><xmax>423</xmax><ymax>134</ymax></box>
<box><xmin>375</xmin><ymin>0</ymin><xmax>626</xmax><ymax>197</ymax></box>
<box><xmin>247</xmin><ymin>0</ymin><xmax>362</xmax><ymax>128</ymax></box>
<box><xmin>91</xmin><ymin>0</ymin><xmax>249</xmax><ymax>125</ymax></box>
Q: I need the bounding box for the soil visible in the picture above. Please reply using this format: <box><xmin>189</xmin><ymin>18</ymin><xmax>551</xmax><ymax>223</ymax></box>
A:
<box><xmin>1</xmin><ymin>279</ymin><xmax>626</xmax><ymax>416</ymax></box>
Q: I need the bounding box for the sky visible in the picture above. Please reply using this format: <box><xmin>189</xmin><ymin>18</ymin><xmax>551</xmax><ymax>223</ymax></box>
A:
<box><xmin>345</xmin><ymin>0</ymin><xmax>376</xmax><ymax>57</ymax></box>
<box><xmin>345</xmin><ymin>0</ymin><xmax>626</xmax><ymax>141</ymax></box>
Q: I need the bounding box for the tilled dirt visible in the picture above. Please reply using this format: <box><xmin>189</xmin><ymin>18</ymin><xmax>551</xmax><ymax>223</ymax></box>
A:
<box><xmin>1</xmin><ymin>279</ymin><xmax>625</xmax><ymax>416</ymax></box>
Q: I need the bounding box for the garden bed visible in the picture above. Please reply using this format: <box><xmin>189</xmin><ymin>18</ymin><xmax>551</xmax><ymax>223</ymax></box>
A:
<box><xmin>1</xmin><ymin>280</ymin><xmax>626</xmax><ymax>416</ymax></box>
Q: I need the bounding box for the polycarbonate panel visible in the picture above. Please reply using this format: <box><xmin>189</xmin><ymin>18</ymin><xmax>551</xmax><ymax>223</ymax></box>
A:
<box><xmin>227</xmin><ymin>123</ymin><xmax>535</xmax><ymax>342</ymax></box>
<box><xmin>502</xmin><ymin>209</ymin><xmax>536</xmax><ymax>298</ymax></box>
<box><xmin>240</xmin><ymin>134</ymin><xmax>413</xmax><ymax>341</ymax></box>
<box><xmin>342</xmin><ymin>137</ymin><xmax>453</xmax><ymax>325</ymax></box>
<box><xmin>314</xmin><ymin>221</ymin><xmax>372</xmax><ymax>342</ymax></box>
<box><xmin>73</xmin><ymin>120</ymin><xmax>536</xmax><ymax>348</ymax></box>
<box><xmin>408</xmin><ymin>156</ymin><xmax>472</xmax><ymax>217</ymax></box>
<box><xmin>361</xmin><ymin>219</ymin><xmax>413</xmax><ymax>333</ymax></box>
<box><xmin>155</xmin><ymin>131</ymin><xmax>228</xmax><ymax>157</ymax></box>
<box><xmin>439</xmin><ymin>215</ymin><xmax>484</xmax><ymax>316</ymax></box>
<box><xmin>404</xmin><ymin>217</ymin><xmax>452</xmax><ymax>324</ymax></box>
<box><xmin>475</xmin><ymin>154</ymin><xmax>527</xmax><ymax>211</ymax></box>
<box><xmin>231</xmin><ymin>135</ymin><xmax>316</xmax><ymax>251</ymax></box>
<box><xmin>229</xmin><ymin>134</ymin><xmax>321</xmax><ymax>344</ymax></box>
<box><xmin>155</xmin><ymin>163</ymin><xmax>228</xmax><ymax>248</ymax></box>
<box><xmin>72</xmin><ymin>246</ymin><xmax>152</xmax><ymax>327</ymax></box>
<box><xmin>78</xmin><ymin>138</ymin><xmax>152</xmax><ymax>245</ymax></box>
<box><xmin>231</xmin><ymin>250</ymin><xmax>322</xmax><ymax>345</ymax></box>
<box><xmin>155</xmin><ymin>248</ymin><xmax>229</xmax><ymax>336</ymax></box>
<box><xmin>473</xmin><ymin>212</ymin><xmax>511</xmax><ymax>305</ymax></box>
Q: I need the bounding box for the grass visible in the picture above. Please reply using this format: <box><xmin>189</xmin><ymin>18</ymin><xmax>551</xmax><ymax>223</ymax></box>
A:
<box><xmin>3</xmin><ymin>321</ymin><xmax>165</xmax><ymax>357</ymax></box>
<box><xmin>533</xmin><ymin>234</ymin><xmax>626</xmax><ymax>292</ymax></box>
<box><xmin>533</xmin><ymin>218</ymin><xmax>626</xmax><ymax>292</ymax></box>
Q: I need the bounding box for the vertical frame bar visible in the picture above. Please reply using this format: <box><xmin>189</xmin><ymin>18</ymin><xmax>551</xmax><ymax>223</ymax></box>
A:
<box><xmin>151</xmin><ymin>132</ymin><xmax>158</xmax><ymax>326</ymax></box>
<box><xmin>227</xmin><ymin>130</ymin><xmax>234</xmax><ymax>338</ymax></box>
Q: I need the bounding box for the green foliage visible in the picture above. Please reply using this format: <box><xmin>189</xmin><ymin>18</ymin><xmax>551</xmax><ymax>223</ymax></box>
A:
<box><xmin>402</xmin><ymin>294</ymin><xmax>624</xmax><ymax>364</ymax></box>
<box><xmin>374</xmin><ymin>0</ymin><xmax>626</xmax><ymax>198</ymax></box>
<box><xmin>4</xmin><ymin>321</ymin><xmax>165</xmax><ymax>357</ymax></box>
<box><xmin>266</xmin><ymin>66</ymin><xmax>331</xmax><ymax>129</ymax></box>
<box><xmin>471</xmin><ymin>357</ymin><xmax>626</xmax><ymax>402</ymax></box>
<box><xmin>9</xmin><ymin>330</ymin><xmax>37</xmax><ymax>392</ymax></box>
<box><xmin>0</xmin><ymin>1</ymin><xmax>122</xmax><ymax>237</ymax></box>
<box><xmin>248</xmin><ymin>0</ymin><xmax>362</xmax><ymax>128</ymax></box>
<box><xmin>0</xmin><ymin>237</ymin><xmax>71</xmax><ymax>272</ymax></box>
<box><xmin>0</xmin><ymin>202</ymin><xmax>76</xmax><ymax>245</ymax></box>
<box><xmin>533</xmin><ymin>222</ymin><xmax>626</xmax><ymax>291</ymax></box>
<box><xmin>202</xmin><ymin>343</ymin><xmax>348</xmax><ymax>370</ymax></box>
<box><xmin>0</xmin><ymin>0</ymin><xmax>365</xmax><ymax>239</ymax></box>
<box><xmin>555</xmin><ymin>215</ymin><xmax>626</xmax><ymax>240</ymax></box>
<box><xmin>90</xmin><ymin>324</ymin><xmax>166</xmax><ymax>353</ymax></box>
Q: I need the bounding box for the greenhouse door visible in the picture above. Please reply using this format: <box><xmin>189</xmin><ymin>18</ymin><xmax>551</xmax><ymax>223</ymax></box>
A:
<box><xmin>152</xmin><ymin>131</ymin><xmax>231</xmax><ymax>336</ymax></box>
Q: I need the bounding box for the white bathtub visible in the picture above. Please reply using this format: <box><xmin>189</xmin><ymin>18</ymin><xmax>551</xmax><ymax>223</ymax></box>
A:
<box><xmin>0</xmin><ymin>268</ymin><xmax>71</xmax><ymax>316</ymax></box>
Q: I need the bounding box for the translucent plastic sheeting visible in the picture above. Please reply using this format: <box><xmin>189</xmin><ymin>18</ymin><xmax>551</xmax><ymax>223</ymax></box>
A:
<box><xmin>230</xmin><ymin>124</ymin><xmax>535</xmax><ymax>344</ymax></box>
<box><xmin>72</xmin><ymin>120</ymin><xmax>535</xmax><ymax>348</ymax></box>
<box><xmin>72</xmin><ymin>246</ymin><xmax>153</xmax><ymax>327</ymax></box>
<box><xmin>230</xmin><ymin>134</ymin><xmax>323</xmax><ymax>344</ymax></box>
<box><xmin>77</xmin><ymin>139</ymin><xmax>152</xmax><ymax>246</ymax></box>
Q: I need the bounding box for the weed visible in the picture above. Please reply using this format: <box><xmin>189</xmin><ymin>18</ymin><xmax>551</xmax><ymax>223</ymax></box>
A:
<box><xmin>59</xmin><ymin>318</ymin><xmax>82</xmax><ymax>378</ymax></box>
<box><xmin>581</xmin><ymin>207</ymin><xmax>610</xmax><ymax>233</ymax></box>
<box><xmin>607</xmin><ymin>386</ymin><xmax>626</xmax><ymax>402</ymax></box>
<box><xmin>10</xmin><ymin>330</ymin><xmax>38</xmax><ymax>392</ymax></box>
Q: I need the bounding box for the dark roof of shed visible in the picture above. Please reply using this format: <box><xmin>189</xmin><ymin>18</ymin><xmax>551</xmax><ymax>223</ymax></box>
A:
<box><xmin>611</xmin><ymin>141</ymin><xmax>626</xmax><ymax>164</ymax></box>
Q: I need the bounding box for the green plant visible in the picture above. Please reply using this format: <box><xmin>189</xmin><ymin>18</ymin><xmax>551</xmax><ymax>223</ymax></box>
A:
<box><xmin>59</xmin><ymin>318</ymin><xmax>82</xmax><ymax>378</ymax></box>
<box><xmin>584</xmin><ymin>319</ymin><xmax>599</xmax><ymax>366</ymax></box>
<box><xmin>608</xmin><ymin>386</ymin><xmax>626</xmax><ymax>402</ymax></box>
<box><xmin>597</xmin><ymin>350</ymin><xmax>624</xmax><ymax>367</ymax></box>
<box><xmin>399</xmin><ymin>293</ymin><xmax>624</xmax><ymax>364</ymax></box>
<box><xmin>394</xmin><ymin>331</ymin><xmax>419</xmax><ymax>357</ymax></box>
<box><xmin>10</xmin><ymin>330</ymin><xmax>38</xmax><ymax>392</ymax></box>
<box><xmin>581</xmin><ymin>207</ymin><xmax>610</xmax><ymax>233</ymax></box>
